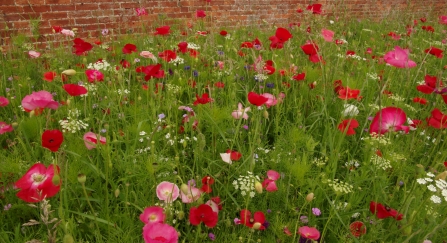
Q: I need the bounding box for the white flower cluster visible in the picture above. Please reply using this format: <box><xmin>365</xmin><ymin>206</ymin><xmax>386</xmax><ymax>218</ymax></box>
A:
<box><xmin>232</xmin><ymin>171</ymin><xmax>260</xmax><ymax>198</ymax></box>
<box><xmin>187</xmin><ymin>43</ymin><xmax>200</xmax><ymax>50</ymax></box>
<box><xmin>80</xmin><ymin>83</ymin><xmax>97</xmax><ymax>97</ymax></box>
<box><xmin>370</xmin><ymin>154</ymin><xmax>392</xmax><ymax>170</ymax></box>
<box><xmin>169</xmin><ymin>57</ymin><xmax>184</xmax><ymax>65</ymax></box>
<box><xmin>58</xmin><ymin>109</ymin><xmax>89</xmax><ymax>133</ymax></box>
<box><xmin>165</xmin><ymin>84</ymin><xmax>181</xmax><ymax>94</ymax></box>
<box><xmin>417</xmin><ymin>172</ymin><xmax>447</xmax><ymax>204</ymax></box>
<box><xmin>361</xmin><ymin>134</ymin><xmax>391</xmax><ymax>145</ymax></box>
<box><xmin>254</xmin><ymin>73</ymin><xmax>268</xmax><ymax>82</ymax></box>
<box><xmin>345</xmin><ymin>160</ymin><xmax>360</xmax><ymax>168</ymax></box>
<box><xmin>367</xmin><ymin>72</ymin><xmax>380</xmax><ymax>81</ymax></box>
<box><xmin>117</xmin><ymin>89</ymin><xmax>130</xmax><ymax>95</ymax></box>
<box><xmin>87</xmin><ymin>59</ymin><xmax>112</xmax><ymax>71</ymax></box>
<box><xmin>313</xmin><ymin>156</ymin><xmax>328</xmax><ymax>167</ymax></box>
<box><xmin>341</xmin><ymin>104</ymin><xmax>359</xmax><ymax>117</ymax></box>
<box><xmin>163</xmin><ymin>132</ymin><xmax>197</xmax><ymax>146</ymax></box>
<box><xmin>330</xmin><ymin>200</ymin><xmax>348</xmax><ymax>210</ymax></box>
<box><xmin>325</xmin><ymin>179</ymin><xmax>353</xmax><ymax>194</ymax></box>
<box><xmin>388</xmin><ymin>94</ymin><xmax>405</xmax><ymax>102</ymax></box>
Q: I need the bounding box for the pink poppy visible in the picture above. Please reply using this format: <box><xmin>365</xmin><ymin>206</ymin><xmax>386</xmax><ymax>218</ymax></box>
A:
<box><xmin>15</xmin><ymin>163</ymin><xmax>61</xmax><ymax>203</ymax></box>
<box><xmin>179</xmin><ymin>185</ymin><xmax>201</xmax><ymax>203</ymax></box>
<box><xmin>231</xmin><ymin>103</ymin><xmax>251</xmax><ymax>120</ymax></box>
<box><xmin>28</xmin><ymin>51</ymin><xmax>41</xmax><ymax>58</ymax></box>
<box><xmin>135</xmin><ymin>8</ymin><xmax>147</xmax><ymax>16</ymax></box>
<box><xmin>439</xmin><ymin>16</ymin><xmax>447</xmax><ymax>25</ymax></box>
<box><xmin>61</xmin><ymin>29</ymin><xmax>75</xmax><ymax>37</ymax></box>
<box><xmin>298</xmin><ymin>226</ymin><xmax>320</xmax><ymax>240</ymax></box>
<box><xmin>261</xmin><ymin>93</ymin><xmax>277</xmax><ymax>108</ymax></box>
<box><xmin>140</xmin><ymin>51</ymin><xmax>157</xmax><ymax>61</ymax></box>
<box><xmin>142</xmin><ymin>223</ymin><xmax>178</xmax><ymax>243</ymax></box>
<box><xmin>156</xmin><ymin>181</ymin><xmax>179</xmax><ymax>203</ymax></box>
<box><xmin>21</xmin><ymin>90</ymin><xmax>59</xmax><ymax>112</ymax></box>
<box><xmin>383</xmin><ymin>46</ymin><xmax>417</xmax><ymax>68</ymax></box>
<box><xmin>0</xmin><ymin>122</ymin><xmax>13</xmax><ymax>134</ymax></box>
<box><xmin>0</xmin><ymin>96</ymin><xmax>9</xmax><ymax>107</ymax></box>
<box><xmin>369</xmin><ymin>107</ymin><xmax>409</xmax><ymax>135</ymax></box>
<box><xmin>139</xmin><ymin>206</ymin><xmax>165</xmax><ymax>224</ymax></box>
<box><xmin>83</xmin><ymin>132</ymin><xmax>106</xmax><ymax>150</ymax></box>
<box><xmin>262</xmin><ymin>170</ymin><xmax>280</xmax><ymax>192</ymax></box>
<box><xmin>85</xmin><ymin>69</ymin><xmax>104</xmax><ymax>82</ymax></box>
<box><xmin>321</xmin><ymin>29</ymin><xmax>334</xmax><ymax>42</ymax></box>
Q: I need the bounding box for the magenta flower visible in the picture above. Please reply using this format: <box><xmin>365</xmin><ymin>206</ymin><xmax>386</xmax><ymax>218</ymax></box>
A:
<box><xmin>28</xmin><ymin>51</ymin><xmax>41</xmax><ymax>58</ymax></box>
<box><xmin>321</xmin><ymin>29</ymin><xmax>334</xmax><ymax>42</ymax></box>
<box><xmin>15</xmin><ymin>163</ymin><xmax>61</xmax><ymax>203</ymax></box>
<box><xmin>383</xmin><ymin>46</ymin><xmax>416</xmax><ymax>68</ymax></box>
<box><xmin>21</xmin><ymin>90</ymin><xmax>59</xmax><ymax>112</ymax></box>
<box><xmin>261</xmin><ymin>93</ymin><xmax>278</xmax><ymax>108</ymax></box>
<box><xmin>142</xmin><ymin>223</ymin><xmax>178</xmax><ymax>243</ymax></box>
<box><xmin>262</xmin><ymin>170</ymin><xmax>280</xmax><ymax>192</ymax></box>
<box><xmin>0</xmin><ymin>122</ymin><xmax>13</xmax><ymax>134</ymax></box>
<box><xmin>83</xmin><ymin>132</ymin><xmax>106</xmax><ymax>150</ymax></box>
<box><xmin>0</xmin><ymin>96</ymin><xmax>9</xmax><ymax>107</ymax></box>
<box><xmin>140</xmin><ymin>206</ymin><xmax>165</xmax><ymax>224</ymax></box>
<box><xmin>439</xmin><ymin>15</ymin><xmax>447</xmax><ymax>25</ymax></box>
<box><xmin>85</xmin><ymin>69</ymin><xmax>104</xmax><ymax>83</ymax></box>
<box><xmin>298</xmin><ymin>226</ymin><xmax>320</xmax><ymax>241</ymax></box>
<box><xmin>231</xmin><ymin>103</ymin><xmax>251</xmax><ymax>120</ymax></box>
<box><xmin>135</xmin><ymin>8</ymin><xmax>148</xmax><ymax>16</ymax></box>
<box><xmin>156</xmin><ymin>181</ymin><xmax>179</xmax><ymax>203</ymax></box>
<box><xmin>369</xmin><ymin>107</ymin><xmax>409</xmax><ymax>135</ymax></box>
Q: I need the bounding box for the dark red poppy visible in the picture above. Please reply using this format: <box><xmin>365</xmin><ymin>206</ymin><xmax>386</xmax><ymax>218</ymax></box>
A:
<box><xmin>189</xmin><ymin>204</ymin><xmax>218</xmax><ymax>228</ymax></box>
<box><xmin>369</xmin><ymin>201</ymin><xmax>403</xmax><ymax>220</ymax></box>
<box><xmin>425</xmin><ymin>46</ymin><xmax>443</xmax><ymax>58</ymax></box>
<box><xmin>338</xmin><ymin>119</ymin><xmax>359</xmax><ymax>135</ymax></box>
<box><xmin>201</xmin><ymin>175</ymin><xmax>214</xmax><ymax>193</ymax></box>
<box><xmin>178</xmin><ymin>42</ymin><xmax>188</xmax><ymax>53</ymax></box>
<box><xmin>63</xmin><ymin>84</ymin><xmax>88</xmax><ymax>96</ymax></box>
<box><xmin>196</xmin><ymin>10</ymin><xmax>206</xmax><ymax>18</ymax></box>
<box><xmin>122</xmin><ymin>43</ymin><xmax>137</xmax><ymax>54</ymax></box>
<box><xmin>193</xmin><ymin>93</ymin><xmax>213</xmax><ymax>105</ymax></box>
<box><xmin>73</xmin><ymin>38</ymin><xmax>93</xmax><ymax>56</ymax></box>
<box><xmin>306</xmin><ymin>3</ymin><xmax>322</xmax><ymax>14</ymax></box>
<box><xmin>240</xmin><ymin>209</ymin><xmax>266</xmax><ymax>230</ymax></box>
<box><xmin>241</xmin><ymin>42</ymin><xmax>254</xmax><ymax>48</ymax></box>
<box><xmin>220</xmin><ymin>30</ymin><xmax>228</xmax><ymax>36</ymax></box>
<box><xmin>420</xmin><ymin>17</ymin><xmax>427</xmax><ymax>22</ymax></box>
<box><xmin>155</xmin><ymin>26</ymin><xmax>170</xmax><ymax>35</ymax></box>
<box><xmin>346</xmin><ymin>50</ymin><xmax>356</xmax><ymax>56</ymax></box>
<box><xmin>248</xmin><ymin>92</ymin><xmax>268</xmax><ymax>106</ymax></box>
<box><xmin>333</xmin><ymin>80</ymin><xmax>344</xmax><ymax>93</ymax></box>
<box><xmin>422</xmin><ymin>25</ymin><xmax>434</xmax><ymax>32</ymax></box>
<box><xmin>43</xmin><ymin>72</ymin><xmax>57</xmax><ymax>82</ymax></box>
<box><xmin>158</xmin><ymin>50</ymin><xmax>177</xmax><ymax>62</ymax></box>
<box><xmin>350</xmin><ymin>221</ymin><xmax>366</xmax><ymax>237</ymax></box>
<box><xmin>120</xmin><ymin>59</ymin><xmax>130</xmax><ymax>68</ymax></box>
<box><xmin>42</xmin><ymin>130</ymin><xmax>64</xmax><ymax>152</ymax></box>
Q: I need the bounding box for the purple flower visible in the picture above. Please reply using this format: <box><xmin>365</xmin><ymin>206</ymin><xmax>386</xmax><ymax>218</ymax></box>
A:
<box><xmin>312</xmin><ymin>208</ymin><xmax>321</xmax><ymax>216</ymax></box>
<box><xmin>300</xmin><ymin>215</ymin><xmax>308</xmax><ymax>223</ymax></box>
<box><xmin>208</xmin><ymin>233</ymin><xmax>215</xmax><ymax>241</ymax></box>
<box><xmin>101</xmin><ymin>29</ymin><xmax>109</xmax><ymax>36</ymax></box>
<box><xmin>158</xmin><ymin>113</ymin><xmax>166</xmax><ymax>119</ymax></box>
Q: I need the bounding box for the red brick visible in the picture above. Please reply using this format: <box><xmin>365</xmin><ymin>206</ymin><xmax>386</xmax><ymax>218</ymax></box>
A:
<box><xmin>120</xmin><ymin>2</ymin><xmax>140</xmax><ymax>9</ymax></box>
<box><xmin>22</xmin><ymin>5</ymin><xmax>51</xmax><ymax>13</ymax></box>
<box><xmin>14</xmin><ymin>0</ymin><xmax>43</xmax><ymax>5</ymax></box>
<box><xmin>68</xmin><ymin>11</ymin><xmax>93</xmax><ymax>18</ymax></box>
<box><xmin>51</xmin><ymin>4</ymin><xmax>76</xmax><ymax>11</ymax></box>
<box><xmin>99</xmin><ymin>3</ymin><xmax>121</xmax><ymax>10</ymax></box>
<box><xmin>46</xmin><ymin>0</ymin><xmax>72</xmax><ymax>4</ymax></box>
<box><xmin>49</xmin><ymin>19</ymin><xmax>74</xmax><ymax>27</ymax></box>
<box><xmin>0</xmin><ymin>6</ymin><xmax>23</xmax><ymax>12</ymax></box>
<box><xmin>13</xmin><ymin>21</ymin><xmax>30</xmax><ymax>29</ymax></box>
<box><xmin>41</xmin><ymin>12</ymin><xmax>68</xmax><ymax>20</ymax></box>
<box><xmin>75</xmin><ymin>3</ymin><xmax>99</xmax><ymax>11</ymax></box>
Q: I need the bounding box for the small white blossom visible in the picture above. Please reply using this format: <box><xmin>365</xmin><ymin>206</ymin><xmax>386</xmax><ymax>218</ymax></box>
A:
<box><xmin>430</xmin><ymin>195</ymin><xmax>441</xmax><ymax>204</ymax></box>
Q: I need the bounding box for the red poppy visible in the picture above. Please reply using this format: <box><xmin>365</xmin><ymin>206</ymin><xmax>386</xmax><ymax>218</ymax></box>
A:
<box><xmin>196</xmin><ymin>10</ymin><xmax>206</xmax><ymax>18</ymax></box>
<box><xmin>420</xmin><ymin>17</ymin><xmax>427</xmax><ymax>22</ymax></box>
<box><xmin>42</xmin><ymin>130</ymin><xmax>64</xmax><ymax>152</ymax></box>
<box><xmin>292</xmin><ymin>73</ymin><xmax>306</xmax><ymax>81</ymax></box>
<box><xmin>201</xmin><ymin>175</ymin><xmax>214</xmax><ymax>193</ymax></box>
<box><xmin>122</xmin><ymin>43</ymin><xmax>137</xmax><ymax>54</ymax></box>
<box><xmin>350</xmin><ymin>221</ymin><xmax>366</xmax><ymax>237</ymax></box>
<box><xmin>219</xmin><ymin>30</ymin><xmax>228</xmax><ymax>36</ymax></box>
<box><xmin>73</xmin><ymin>38</ymin><xmax>93</xmax><ymax>56</ymax></box>
<box><xmin>159</xmin><ymin>50</ymin><xmax>177</xmax><ymax>62</ymax></box>
<box><xmin>211</xmin><ymin>197</ymin><xmax>223</xmax><ymax>210</ymax></box>
<box><xmin>248</xmin><ymin>92</ymin><xmax>268</xmax><ymax>106</ymax></box>
<box><xmin>193</xmin><ymin>93</ymin><xmax>213</xmax><ymax>105</ymax></box>
<box><xmin>338</xmin><ymin>87</ymin><xmax>361</xmax><ymax>100</ymax></box>
<box><xmin>346</xmin><ymin>50</ymin><xmax>356</xmax><ymax>56</ymax></box>
<box><xmin>424</xmin><ymin>46</ymin><xmax>443</xmax><ymax>58</ymax></box>
<box><xmin>43</xmin><ymin>72</ymin><xmax>57</xmax><ymax>82</ymax></box>
<box><xmin>422</xmin><ymin>25</ymin><xmax>434</xmax><ymax>32</ymax></box>
<box><xmin>214</xmin><ymin>82</ymin><xmax>225</xmax><ymax>88</ymax></box>
<box><xmin>189</xmin><ymin>204</ymin><xmax>218</xmax><ymax>228</ymax></box>
<box><xmin>306</xmin><ymin>3</ymin><xmax>322</xmax><ymax>14</ymax></box>
<box><xmin>141</xmin><ymin>64</ymin><xmax>164</xmax><ymax>81</ymax></box>
<box><xmin>189</xmin><ymin>49</ymin><xmax>199</xmax><ymax>58</ymax></box>
<box><xmin>269</xmin><ymin>27</ymin><xmax>292</xmax><ymax>49</ymax></box>
<box><xmin>333</xmin><ymin>80</ymin><xmax>344</xmax><ymax>93</ymax></box>
<box><xmin>52</xmin><ymin>26</ymin><xmax>62</xmax><ymax>33</ymax></box>
<box><xmin>417</xmin><ymin>74</ymin><xmax>446</xmax><ymax>94</ymax></box>
<box><xmin>240</xmin><ymin>209</ymin><xmax>266</xmax><ymax>230</ymax></box>
<box><xmin>338</xmin><ymin>119</ymin><xmax>359</xmax><ymax>135</ymax></box>
<box><xmin>15</xmin><ymin>163</ymin><xmax>61</xmax><ymax>203</ymax></box>
<box><xmin>427</xmin><ymin>108</ymin><xmax>447</xmax><ymax>129</ymax></box>
<box><xmin>412</xmin><ymin>97</ymin><xmax>427</xmax><ymax>105</ymax></box>
<box><xmin>226</xmin><ymin>149</ymin><xmax>242</xmax><ymax>161</ymax></box>
<box><xmin>178</xmin><ymin>42</ymin><xmax>188</xmax><ymax>53</ymax></box>
<box><xmin>369</xmin><ymin>201</ymin><xmax>403</xmax><ymax>220</ymax></box>
<box><xmin>241</xmin><ymin>42</ymin><xmax>254</xmax><ymax>48</ymax></box>
<box><xmin>155</xmin><ymin>26</ymin><xmax>170</xmax><ymax>35</ymax></box>
<box><xmin>63</xmin><ymin>84</ymin><xmax>88</xmax><ymax>96</ymax></box>
<box><xmin>301</xmin><ymin>43</ymin><xmax>319</xmax><ymax>55</ymax></box>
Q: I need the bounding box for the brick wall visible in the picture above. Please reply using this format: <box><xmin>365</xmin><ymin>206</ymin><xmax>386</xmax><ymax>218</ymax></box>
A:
<box><xmin>0</xmin><ymin>0</ymin><xmax>446</xmax><ymax>46</ymax></box>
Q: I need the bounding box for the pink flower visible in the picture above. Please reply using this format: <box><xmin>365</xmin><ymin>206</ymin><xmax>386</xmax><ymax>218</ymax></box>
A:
<box><xmin>85</xmin><ymin>69</ymin><xmax>104</xmax><ymax>82</ymax></box>
<box><xmin>140</xmin><ymin>51</ymin><xmax>157</xmax><ymax>62</ymax></box>
<box><xmin>369</xmin><ymin>107</ymin><xmax>409</xmax><ymax>135</ymax></box>
<box><xmin>0</xmin><ymin>122</ymin><xmax>13</xmax><ymax>134</ymax></box>
<box><xmin>0</xmin><ymin>96</ymin><xmax>9</xmax><ymax>107</ymax></box>
<box><xmin>15</xmin><ymin>163</ymin><xmax>61</xmax><ymax>203</ymax></box>
<box><xmin>21</xmin><ymin>90</ymin><xmax>59</xmax><ymax>112</ymax></box>
<box><xmin>231</xmin><ymin>103</ymin><xmax>251</xmax><ymax>120</ymax></box>
<box><xmin>83</xmin><ymin>132</ymin><xmax>106</xmax><ymax>150</ymax></box>
<box><xmin>262</xmin><ymin>170</ymin><xmax>280</xmax><ymax>192</ymax></box>
<box><xmin>61</xmin><ymin>29</ymin><xmax>74</xmax><ymax>37</ymax></box>
<box><xmin>298</xmin><ymin>226</ymin><xmax>320</xmax><ymax>240</ymax></box>
<box><xmin>179</xmin><ymin>185</ymin><xmax>201</xmax><ymax>203</ymax></box>
<box><xmin>28</xmin><ymin>51</ymin><xmax>41</xmax><ymax>58</ymax></box>
<box><xmin>383</xmin><ymin>46</ymin><xmax>417</xmax><ymax>68</ymax></box>
<box><xmin>439</xmin><ymin>15</ymin><xmax>447</xmax><ymax>25</ymax></box>
<box><xmin>156</xmin><ymin>181</ymin><xmax>179</xmax><ymax>203</ymax></box>
<box><xmin>135</xmin><ymin>8</ymin><xmax>148</xmax><ymax>16</ymax></box>
<box><xmin>205</xmin><ymin>199</ymin><xmax>220</xmax><ymax>213</ymax></box>
<box><xmin>261</xmin><ymin>93</ymin><xmax>277</xmax><ymax>108</ymax></box>
<box><xmin>140</xmin><ymin>206</ymin><xmax>165</xmax><ymax>224</ymax></box>
<box><xmin>142</xmin><ymin>223</ymin><xmax>178</xmax><ymax>243</ymax></box>
<box><xmin>321</xmin><ymin>29</ymin><xmax>334</xmax><ymax>42</ymax></box>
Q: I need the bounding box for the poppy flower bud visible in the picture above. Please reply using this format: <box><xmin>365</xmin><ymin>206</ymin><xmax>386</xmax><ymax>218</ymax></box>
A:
<box><xmin>435</xmin><ymin>171</ymin><xmax>447</xmax><ymax>180</ymax></box>
<box><xmin>62</xmin><ymin>69</ymin><xmax>77</xmax><ymax>76</ymax></box>
<box><xmin>63</xmin><ymin>234</ymin><xmax>74</xmax><ymax>243</ymax></box>
<box><xmin>77</xmin><ymin>173</ymin><xmax>86</xmax><ymax>184</ymax></box>
<box><xmin>306</xmin><ymin>192</ymin><xmax>314</xmax><ymax>202</ymax></box>
<box><xmin>180</xmin><ymin>184</ymin><xmax>189</xmax><ymax>194</ymax></box>
<box><xmin>252</xmin><ymin>222</ymin><xmax>262</xmax><ymax>230</ymax></box>
<box><xmin>12</xmin><ymin>122</ymin><xmax>18</xmax><ymax>128</ymax></box>
<box><xmin>52</xmin><ymin>174</ymin><xmax>61</xmax><ymax>186</ymax></box>
<box><xmin>29</xmin><ymin>110</ymin><xmax>35</xmax><ymax>117</ymax></box>
<box><xmin>82</xmin><ymin>58</ymin><xmax>87</xmax><ymax>63</ymax></box>
<box><xmin>263</xmin><ymin>110</ymin><xmax>269</xmax><ymax>119</ymax></box>
<box><xmin>402</xmin><ymin>225</ymin><xmax>412</xmax><ymax>236</ymax></box>
<box><xmin>177</xmin><ymin>211</ymin><xmax>185</xmax><ymax>220</ymax></box>
<box><xmin>114</xmin><ymin>188</ymin><xmax>120</xmax><ymax>198</ymax></box>
<box><xmin>255</xmin><ymin>181</ymin><xmax>263</xmax><ymax>193</ymax></box>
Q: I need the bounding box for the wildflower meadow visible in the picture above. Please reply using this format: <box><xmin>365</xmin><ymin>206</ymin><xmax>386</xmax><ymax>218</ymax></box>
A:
<box><xmin>1</xmin><ymin>3</ymin><xmax>447</xmax><ymax>243</ymax></box>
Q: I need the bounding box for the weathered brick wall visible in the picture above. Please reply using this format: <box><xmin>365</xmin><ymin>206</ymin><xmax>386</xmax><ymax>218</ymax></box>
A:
<box><xmin>0</xmin><ymin>0</ymin><xmax>446</xmax><ymax>46</ymax></box>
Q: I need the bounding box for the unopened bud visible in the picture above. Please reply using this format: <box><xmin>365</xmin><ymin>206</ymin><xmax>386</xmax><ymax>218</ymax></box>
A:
<box><xmin>62</xmin><ymin>69</ymin><xmax>76</xmax><ymax>76</ymax></box>
<box><xmin>435</xmin><ymin>171</ymin><xmax>447</xmax><ymax>180</ymax></box>
<box><xmin>180</xmin><ymin>184</ymin><xmax>189</xmax><ymax>194</ymax></box>
<box><xmin>177</xmin><ymin>211</ymin><xmax>185</xmax><ymax>220</ymax></box>
<box><xmin>52</xmin><ymin>174</ymin><xmax>61</xmax><ymax>186</ymax></box>
<box><xmin>254</xmin><ymin>181</ymin><xmax>263</xmax><ymax>193</ymax></box>
<box><xmin>114</xmin><ymin>188</ymin><xmax>120</xmax><ymax>198</ymax></box>
<box><xmin>263</xmin><ymin>110</ymin><xmax>269</xmax><ymax>119</ymax></box>
<box><xmin>29</xmin><ymin>110</ymin><xmax>35</xmax><ymax>117</ymax></box>
<box><xmin>77</xmin><ymin>174</ymin><xmax>86</xmax><ymax>184</ymax></box>
<box><xmin>306</xmin><ymin>192</ymin><xmax>314</xmax><ymax>202</ymax></box>
<box><xmin>63</xmin><ymin>234</ymin><xmax>74</xmax><ymax>243</ymax></box>
<box><xmin>11</xmin><ymin>122</ymin><xmax>18</xmax><ymax>128</ymax></box>
<box><xmin>252</xmin><ymin>222</ymin><xmax>262</xmax><ymax>230</ymax></box>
